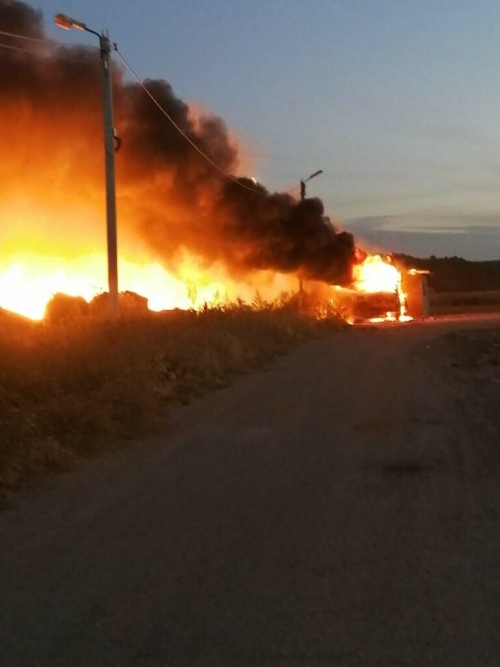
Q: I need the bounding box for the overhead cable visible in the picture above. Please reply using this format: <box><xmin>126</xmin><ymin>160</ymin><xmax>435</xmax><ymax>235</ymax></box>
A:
<box><xmin>116</xmin><ymin>48</ymin><xmax>264</xmax><ymax>195</ymax></box>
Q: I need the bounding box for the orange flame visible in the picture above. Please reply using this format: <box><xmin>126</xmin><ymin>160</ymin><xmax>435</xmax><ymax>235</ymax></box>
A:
<box><xmin>0</xmin><ymin>178</ymin><xmax>301</xmax><ymax>319</ymax></box>
<box><xmin>0</xmin><ymin>249</ymin><xmax>299</xmax><ymax>321</ymax></box>
<box><xmin>353</xmin><ymin>254</ymin><xmax>411</xmax><ymax>323</ymax></box>
<box><xmin>353</xmin><ymin>255</ymin><xmax>400</xmax><ymax>293</ymax></box>
<box><xmin>0</xmin><ymin>109</ymin><xmax>298</xmax><ymax>320</ymax></box>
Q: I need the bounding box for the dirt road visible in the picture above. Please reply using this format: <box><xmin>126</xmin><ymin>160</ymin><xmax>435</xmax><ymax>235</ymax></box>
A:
<box><xmin>2</xmin><ymin>316</ymin><xmax>500</xmax><ymax>666</ymax></box>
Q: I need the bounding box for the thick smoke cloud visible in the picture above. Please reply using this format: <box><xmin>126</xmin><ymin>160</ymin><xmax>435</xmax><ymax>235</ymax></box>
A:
<box><xmin>0</xmin><ymin>1</ymin><xmax>356</xmax><ymax>285</ymax></box>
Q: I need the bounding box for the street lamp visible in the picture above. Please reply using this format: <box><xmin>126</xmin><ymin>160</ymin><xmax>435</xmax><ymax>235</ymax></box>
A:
<box><xmin>300</xmin><ymin>169</ymin><xmax>323</xmax><ymax>201</ymax></box>
<box><xmin>55</xmin><ymin>13</ymin><xmax>119</xmax><ymax>319</ymax></box>
<box><xmin>298</xmin><ymin>170</ymin><xmax>323</xmax><ymax>297</ymax></box>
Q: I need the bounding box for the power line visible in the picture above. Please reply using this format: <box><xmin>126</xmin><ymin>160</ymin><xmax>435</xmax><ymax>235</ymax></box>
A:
<box><xmin>0</xmin><ymin>28</ymin><xmax>98</xmax><ymax>58</ymax></box>
<box><xmin>116</xmin><ymin>48</ymin><xmax>265</xmax><ymax>196</ymax></box>
<box><xmin>0</xmin><ymin>29</ymin><xmax>293</xmax><ymax>198</ymax></box>
<box><xmin>0</xmin><ymin>39</ymin><xmax>98</xmax><ymax>64</ymax></box>
<box><xmin>0</xmin><ymin>40</ymin><xmax>37</xmax><ymax>55</ymax></box>
<box><xmin>0</xmin><ymin>28</ymin><xmax>61</xmax><ymax>45</ymax></box>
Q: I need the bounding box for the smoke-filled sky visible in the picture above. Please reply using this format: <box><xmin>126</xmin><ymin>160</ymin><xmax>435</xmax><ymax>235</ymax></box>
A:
<box><xmin>0</xmin><ymin>0</ymin><xmax>359</xmax><ymax>286</ymax></box>
<box><xmin>8</xmin><ymin>0</ymin><xmax>500</xmax><ymax>260</ymax></box>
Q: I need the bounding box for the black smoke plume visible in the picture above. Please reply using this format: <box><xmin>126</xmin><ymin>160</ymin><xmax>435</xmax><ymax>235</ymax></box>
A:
<box><xmin>0</xmin><ymin>1</ymin><xmax>356</xmax><ymax>285</ymax></box>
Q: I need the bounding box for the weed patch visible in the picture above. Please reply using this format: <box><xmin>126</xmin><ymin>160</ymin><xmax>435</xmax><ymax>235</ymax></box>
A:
<box><xmin>0</xmin><ymin>300</ymin><xmax>345</xmax><ymax>498</ymax></box>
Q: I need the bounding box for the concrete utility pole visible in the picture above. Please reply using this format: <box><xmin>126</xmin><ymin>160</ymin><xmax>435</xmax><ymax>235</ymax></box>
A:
<box><xmin>100</xmin><ymin>31</ymin><xmax>119</xmax><ymax>319</ymax></box>
<box><xmin>298</xmin><ymin>170</ymin><xmax>323</xmax><ymax>296</ymax></box>
<box><xmin>55</xmin><ymin>14</ymin><xmax>119</xmax><ymax>319</ymax></box>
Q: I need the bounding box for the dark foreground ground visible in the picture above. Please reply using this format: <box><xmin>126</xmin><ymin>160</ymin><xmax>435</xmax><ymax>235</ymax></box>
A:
<box><xmin>2</xmin><ymin>314</ymin><xmax>500</xmax><ymax>666</ymax></box>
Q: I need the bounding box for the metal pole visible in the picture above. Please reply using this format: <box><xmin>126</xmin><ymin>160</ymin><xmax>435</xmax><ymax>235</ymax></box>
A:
<box><xmin>100</xmin><ymin>31</ymin><xmax>119</xmax><ymax>319</ymax></box>
<box><xmin>299</xmin><ymin>180</ymin><xmax>306</xmax><ymax>295</ymax></box>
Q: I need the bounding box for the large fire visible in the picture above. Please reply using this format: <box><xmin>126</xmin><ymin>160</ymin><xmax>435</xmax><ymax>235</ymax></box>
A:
<box><xmin>0</xmin><ymin>253</ymin><xmax>219</xmax><ymax>320</ymax></box>
<box><xmin>350</xmin><ymin>254</ymin><xmax>412</xmax><ymax>323</ymax></box>
<box><xmin>0</xmin><ymin>2</ymin><xmax>411</xmax><ymax>323</ymax></box>
<box><xmin>0</xmin><ymin>248</ymin><xmax>298</xmax><ymax>321</ymax></box>
<box><xmin>0</xmin><ymin>1</ymin><xmax>360</xmax><ymax>324</ymax></box>
<box><xmin>0</xmin><ymin>247</ymin><xmax>411</xmax><ymax>323</ymax></box>
<box><xmin>353</xmin><ymin>254</ymin><xmax>401</xmax><ymax>294</ymax></box>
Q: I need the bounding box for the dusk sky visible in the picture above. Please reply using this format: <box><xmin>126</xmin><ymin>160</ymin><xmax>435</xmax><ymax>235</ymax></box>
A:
<box><xmin>42</xmin><ymin>0</ymin><xmax>500</xmax><ymax>260</ymax></box>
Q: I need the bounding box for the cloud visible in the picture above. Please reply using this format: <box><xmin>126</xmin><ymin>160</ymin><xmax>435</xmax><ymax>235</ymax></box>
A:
<box><xmin>347</xmin><ymin>215</ymin><xmax>500</xmax><ymax>260</ymax></box>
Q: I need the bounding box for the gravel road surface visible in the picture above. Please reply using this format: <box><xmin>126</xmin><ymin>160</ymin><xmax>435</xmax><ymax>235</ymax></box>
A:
<box><xmin>2</xmin><ymin>316</ymin><xmax>500</xmax><ymax>666</ymax></box>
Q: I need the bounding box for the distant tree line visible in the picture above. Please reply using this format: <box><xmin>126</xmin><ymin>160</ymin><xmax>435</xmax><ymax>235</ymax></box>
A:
<box><xmin>394</xmin><ymin>254</ymin><xmax>500</xmax><ymax>293</ymax></box>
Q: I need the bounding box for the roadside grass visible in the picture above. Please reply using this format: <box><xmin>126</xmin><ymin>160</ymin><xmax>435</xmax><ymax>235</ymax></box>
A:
<box><xmin>0</xmin><ymin>298</ymin><xmax>345</xmax><ymax>499</ymax></box>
